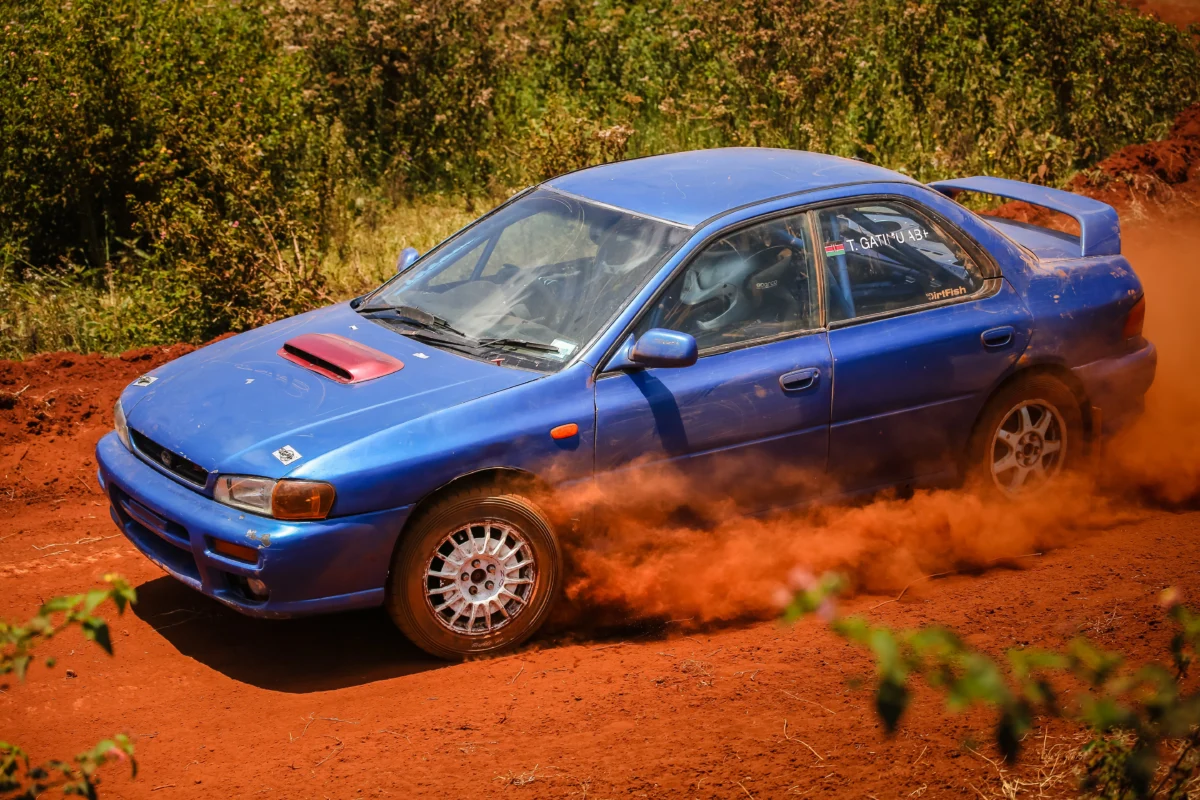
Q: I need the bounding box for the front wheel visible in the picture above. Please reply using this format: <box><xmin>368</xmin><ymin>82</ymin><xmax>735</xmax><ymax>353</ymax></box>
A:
<box><xmin>385</xmin><ymin>484</ymin><xmax>562</xmax><ymax>660</ymax></box>
<box><xmin>967</xmin><ymin>374</ymin><xmax>1084</xmax><ymax>497</ymax></box>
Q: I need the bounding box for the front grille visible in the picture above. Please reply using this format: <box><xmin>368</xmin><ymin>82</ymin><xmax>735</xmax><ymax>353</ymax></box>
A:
<box><xmin>111</xmin><ymin>487</ymin><xmax>199</xmax><ymax>582</ymax></box>
<box><xmin>116</xmin><ymin>489</ymin><xmax>190</xmax><ymax>546</ymax></box>
<box><xmin>130</xmin><ymin>429</ymin><xmax>209</xmax><ymax>486</ymax></box>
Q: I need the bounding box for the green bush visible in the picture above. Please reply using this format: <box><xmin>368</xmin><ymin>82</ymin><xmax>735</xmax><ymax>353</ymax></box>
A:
<box><xmin>286</xmin><ymin>0</ymin><xmax>1199</xmax><ymax>188</ymax></box>
<box><xmin>1</xmin><ymin>0</ymin><xmax>335</xmax><ymax>351</ymax></box>
<box><xmin>1</xmin><ymin>575</ymin><xmax>138</xmax><ymax>799</ymax></box>
<box><xmin>786</xmin><ymin>574</ymin><xmax>1200</xmax><ymax>799</ymax></box>
<box><xmin>1</xmin><ymin>0</ymin><xmax>1197</xmax><ymax>358</ymax></box>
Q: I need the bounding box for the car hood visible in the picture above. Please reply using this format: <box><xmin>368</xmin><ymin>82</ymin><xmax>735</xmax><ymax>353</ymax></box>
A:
<box><xmin>121</xmin><ymin>303</ymin><xmax>540</xmax><ymax>479</ymax></box>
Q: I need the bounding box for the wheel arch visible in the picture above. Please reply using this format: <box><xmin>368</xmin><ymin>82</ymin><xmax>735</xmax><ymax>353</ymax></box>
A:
<box><xmin>382</xmin><ymin>465</ymin><xmax>566</xmax><ymax>659</ymax></box>
<box><xmin>964</xmin><ymin>361</ymin><xmax>1095</xmax><ymax>472</ymax></box>
<box><xmin>416</xmin><ymin>467</ymin><xmax>555</xmax><ymax>509</ymax></box>
<box><xmin>389</xmin><ymin>467</ymin><xmax>561</xmax><ymax>561</ymax></box>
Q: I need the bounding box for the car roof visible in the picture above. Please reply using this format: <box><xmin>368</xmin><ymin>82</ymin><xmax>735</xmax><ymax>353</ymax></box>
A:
<box><xmin>543</xmin><ymin>147</ymin><xmax>918</xmax><ymax>227</ymax></box>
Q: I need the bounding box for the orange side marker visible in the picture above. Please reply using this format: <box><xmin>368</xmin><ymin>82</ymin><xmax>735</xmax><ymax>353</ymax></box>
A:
<box><xmin>550</xmin><ymin>423</ymin><xmax>579</xmax><ymax>440</ymax></box>
<box><xmin>210</xmin><ymin>538</ymin><xmax>258</xmax><ymax>564</ymax></box>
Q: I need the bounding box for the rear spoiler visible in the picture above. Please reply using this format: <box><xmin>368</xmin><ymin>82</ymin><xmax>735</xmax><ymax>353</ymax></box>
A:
<box><xmin>928</xmin><ymin>175</ymin><xmax>1120</xmax><ymax>257</ymax></box>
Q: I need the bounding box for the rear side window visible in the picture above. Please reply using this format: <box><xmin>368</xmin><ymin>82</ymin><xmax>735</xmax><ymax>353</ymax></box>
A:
<box><xmin>814</xmin><ymin>201</ymin><xmax>985</xmax><ymax>323</ymax></box>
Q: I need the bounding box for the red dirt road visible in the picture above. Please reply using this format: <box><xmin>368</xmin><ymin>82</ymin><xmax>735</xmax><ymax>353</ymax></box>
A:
<box><xmin>2</xmin><ymin>214</ymin><xmax>1199</xmax><ymax>798</ymax></box>
<box><xmin>6</xmin><ymin>74</ymin><xmax>1200</xmax><ymax>791</ymax></box>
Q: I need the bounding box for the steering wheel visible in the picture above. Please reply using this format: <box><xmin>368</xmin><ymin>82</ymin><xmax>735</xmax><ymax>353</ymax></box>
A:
<box><xmin>657</xmin><ymin>237</ymin><xmax>744</xmax><ymax>333</ymax></box>
<box><xmin>516</xmin><ymin>273</ymin><xmax>562</xmax><ymax>328</ymax></box>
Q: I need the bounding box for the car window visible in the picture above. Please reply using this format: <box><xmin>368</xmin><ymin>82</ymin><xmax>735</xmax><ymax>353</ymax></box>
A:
<box><xmin>634</xmin><ymin>212</ymin><xmax>819</xmax><ymax>351</ymax></box>
<box><xmin>814</xmin><ymin>201</ymin><xmax>985</xmax><ymax>323</ymax></box>
<box><xmin>480</xmin><ymin>207</ymin><xmax>597</xmax><ymax>278</ymax></box>
<box><xmin>426</xmin><ymin>240</ymin><xmax>485</xmax><ymax>287</ymax></box>
<box><xmin>367</xmin><ymin>189</ymin><xmax>687</xmax><ymax>371</ymax></box>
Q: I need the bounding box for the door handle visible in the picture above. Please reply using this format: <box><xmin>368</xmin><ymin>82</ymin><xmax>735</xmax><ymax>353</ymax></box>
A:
<box><xmin>779</xmin><ymin>367</ymin><xmax>821</xmax><ymax>392</ymax></box>
<box><xmin>981</xmin><ymin>326</ymin><xmax>1015</xmax><ymax>349</ymax></box>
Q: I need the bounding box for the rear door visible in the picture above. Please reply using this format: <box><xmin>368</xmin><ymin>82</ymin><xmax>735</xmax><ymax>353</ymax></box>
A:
<box><xmin>813</xmin><ymin>198</ymin><xmax>1033</xmax><ymax>493</ymax></box>
<box><xmin>594</xmin><ymin>209</ymin><xmax>833</xmax><ymax>512</ymax></box>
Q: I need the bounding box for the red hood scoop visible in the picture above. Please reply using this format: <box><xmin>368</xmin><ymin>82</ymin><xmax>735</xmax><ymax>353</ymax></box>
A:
<box><xmin>278</xmin><ymin>333</ymin><xmax>404</xmax><ymax>384</ymax></box>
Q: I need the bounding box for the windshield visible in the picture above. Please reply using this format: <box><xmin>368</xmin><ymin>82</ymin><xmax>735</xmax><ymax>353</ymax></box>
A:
<box><xmin>363</xmin><ymin>189</ymin><xmax>688</xmax><ymax>370</ymax></box>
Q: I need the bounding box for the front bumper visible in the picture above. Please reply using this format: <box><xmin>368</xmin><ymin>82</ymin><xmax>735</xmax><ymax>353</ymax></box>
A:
<box><xmin>96</xmin><ymin>432</ymin><xmax>413</xmax><ymax>618</ymax></box>
<box><xmin>1073</xmin><ymin>340</ymin><xmax>1157</xmax><ymax>432</ymax></box>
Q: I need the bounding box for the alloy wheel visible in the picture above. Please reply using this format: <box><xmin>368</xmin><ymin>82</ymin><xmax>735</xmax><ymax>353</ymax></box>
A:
<box><xmin>423</xmin><ymin>519</ymin><xmax>537</xmax><ymax>635</ymax></box>
<box><xmin>989</xmin><ymin>400</ymin><xmax>1067</xmax><ymax>494</ymax></box>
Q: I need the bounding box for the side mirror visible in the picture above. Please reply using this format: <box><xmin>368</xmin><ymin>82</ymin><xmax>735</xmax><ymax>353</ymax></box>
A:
<box><xmin>612</xmin><ymin>329</ymin><xmax>698</xmax><ymax>370</ymax></box>
<box><xmin>396</xmin><ymin>246</ymin><xmax>420</xmax><ymax>273</ymax></box>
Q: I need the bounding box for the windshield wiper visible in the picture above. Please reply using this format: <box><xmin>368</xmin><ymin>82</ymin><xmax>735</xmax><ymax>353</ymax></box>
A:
<box><xmin>357</xmin><ymin>303</ymin><xmax>469</xmax><ymax>339</ymax></box>
<box><xmin>477</xmin><ymin>337</ymin><xmax>563</xmax><ymax>354</ymax></box>
<box><xmin>361</xmin><ymin>303</ymin><xmax>562</xmax><ymax>359</ymax></box>
<box><xmin>397</xmin><ymin>329</ymin><xmax>483</xmax><ymax>356</ymax></box>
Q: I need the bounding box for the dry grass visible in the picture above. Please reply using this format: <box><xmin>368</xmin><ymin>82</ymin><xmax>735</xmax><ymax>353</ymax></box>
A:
<box><xmin>320</xmin><ymin>196</ymin><xmax>480</xmax><ymax>301</ymax></box>
<box><xmin>0</xmin><ymin>196</ymin><xmax>479</xmax><ymax>360</ymax></box>
<box><xmin>495</xmin><ymin>763</ymin><xmax>541</xmax><ymax>787</ymax></box>
<box><xmin>0</xmin><ymin>266</ymin><xmax>179</xmax><ymax>359</ymax></box>
<box><xmin>967</xmin><ymin>731</ymin><xmax>1084</xmax><ymax>799</ymax></box>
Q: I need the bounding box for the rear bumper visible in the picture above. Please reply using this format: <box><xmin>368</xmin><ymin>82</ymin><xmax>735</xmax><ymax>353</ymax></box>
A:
<box><xmin>1073</xmin><ymin>340</ymin><xmax>1157</xmax><ymax>431</ymax></box>
<box><xmin>96</xmin><ymin>432</ymin><xmax>412</xmax><ymax>618</ymax></box>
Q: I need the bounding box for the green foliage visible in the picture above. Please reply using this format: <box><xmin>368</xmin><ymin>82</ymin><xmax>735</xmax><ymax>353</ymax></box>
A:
<box><xmin>1</xmin><ymin>0</ymin><xmax>1198</xmax><ymax>358</ymax></box>
<box><xmin>1</xmin><ymin>737</ymin><xmax>136</xmax><ymax>800</ymax></box>
<box><xmin>0</xmin><ymin>575</ymin><xmax>138</xmax><ymax>799</ymax></box>
<box><xmin>1</xmin><ymin>0</ymin><xmax>334</xmax><ymax>351</ymax></box>
<box><xmin>0</xmin><ymin>573</ymin><xmax>136</xmax><ymax>679</ymax></box>
<box><xmin>282</xmin><ymin>0</ymin><xmax>1200</xmax><ymax>189</ymax></box>
<box><xmin>784</xmin><ymin>578</ymin><xmax>1200</xmax><ymax>798</ymax></box>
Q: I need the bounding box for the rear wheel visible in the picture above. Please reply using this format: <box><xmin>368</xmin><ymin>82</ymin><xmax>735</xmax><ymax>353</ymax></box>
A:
<box><xmin>385</xmin><ymin>484</ymin><xmax>562</xmax><ymax>660</ymax></box>
<box><xmin>968</xmin><ymin>374</ymin><xmax>1083</xmax><ymax>496</ymax></box>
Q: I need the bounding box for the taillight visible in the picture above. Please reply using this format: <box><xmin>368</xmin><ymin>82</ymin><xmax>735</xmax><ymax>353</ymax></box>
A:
<box><xmin>1123</xmin><ymin>295</ymin><xmax>1146</xmax><ymax>339</ymax></box>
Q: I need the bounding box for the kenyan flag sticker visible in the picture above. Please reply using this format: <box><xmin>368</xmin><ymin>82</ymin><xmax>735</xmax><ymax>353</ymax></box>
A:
<box><xmin>824</xmin><ymin>241</ymin><xmax>847</xmax><ymax>257</ymax></box>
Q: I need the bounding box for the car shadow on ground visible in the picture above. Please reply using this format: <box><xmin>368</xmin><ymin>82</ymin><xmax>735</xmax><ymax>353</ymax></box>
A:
<box><xmin>131</xmin><ymin>576</ymin><xmax>442</xmax><ymax>692</ymax></box>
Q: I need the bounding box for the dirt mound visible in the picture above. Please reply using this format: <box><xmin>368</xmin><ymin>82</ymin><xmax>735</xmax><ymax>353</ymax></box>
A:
<box><xmin>985</xmin><ymin>101</ymin><xmax>1200</xmax><ymax>230</ymax></box>
<box><xmin>0</xmin><ymin>344</ymin><xmax>197</xmax><ymax>447</ymax></box>
<box><xmin>1124</xmin><ymin>0</ymin><xmax>1200</xmax><ymax>28</ymax></box>
<box><xmin>1069</xmin><ymin>101</ymin><xmax>1200</xmax><ymax>210</ymax></box>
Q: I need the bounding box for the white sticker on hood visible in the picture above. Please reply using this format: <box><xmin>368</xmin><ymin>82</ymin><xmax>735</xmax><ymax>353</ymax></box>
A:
<box><xmin>273</xmin><ymin>445</ymin><xmax>302</xmax><ymax>465</ymax></box>
<box><xmin>132</xmin><ymin>375</ymin><xmax>157</xmax><ymax>387</ymax></box>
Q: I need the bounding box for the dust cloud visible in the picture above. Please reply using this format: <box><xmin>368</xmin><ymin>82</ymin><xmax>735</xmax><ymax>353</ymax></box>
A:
<box><xmin>553</xmin><ymin>213</ymin><xmax>1200</xmax><ymax>627</ymax></box>
<box><xmin>1105</xmin><ymin>219</ymin><xmax>1200</xmax><ymax>508</ymax></box>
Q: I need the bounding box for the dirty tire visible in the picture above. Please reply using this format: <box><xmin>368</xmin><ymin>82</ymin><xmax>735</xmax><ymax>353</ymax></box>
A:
<box><xmin>967</xmin><ymin>373</ymin><xmax>1084</xmax><ymax>497</ymax></box>
<box><xmin>386</xmin><ymin>484</ymin><xmax>562</xmax><ymax>660</ymax></box>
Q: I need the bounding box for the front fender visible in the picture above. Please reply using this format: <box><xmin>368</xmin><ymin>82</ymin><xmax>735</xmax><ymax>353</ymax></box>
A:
<box><xmin>292</xmin><ymin>363</ymin><xmax>597</xmax><ymax>516</ymax></box>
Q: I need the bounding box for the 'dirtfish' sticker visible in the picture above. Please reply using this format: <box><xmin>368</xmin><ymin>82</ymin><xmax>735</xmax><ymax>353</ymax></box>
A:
<box><xmin>132</xmin><ymin>375</ymin><xmax>157</xmax><ymax>387</ymax></box>
<box><xmin>273</xmin><ymin>445</ymin><xmax>302</xmax><ymax>465</ymax></box>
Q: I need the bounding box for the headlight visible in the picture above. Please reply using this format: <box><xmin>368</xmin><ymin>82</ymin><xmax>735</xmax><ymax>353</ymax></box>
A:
<box><xmin>214</xmin><ymin>475</ymin><xmax>274</xmax><ymax>515</ymax></box>
<box><xmin>213</xmin><ymin>475</ymin><xmax>336</xmax><ymax>521</ymax></box>
<box><xmin>114</xmin><ymin>401</ymin><xmax>132</xmax><ymax>451</ymax></box>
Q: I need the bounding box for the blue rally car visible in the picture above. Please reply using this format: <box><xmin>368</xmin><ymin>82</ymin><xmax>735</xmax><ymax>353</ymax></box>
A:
<box><xmin>97</xmin><ymin>149</ymin><xmax>1155</xmax><ymax>659</ymax></box>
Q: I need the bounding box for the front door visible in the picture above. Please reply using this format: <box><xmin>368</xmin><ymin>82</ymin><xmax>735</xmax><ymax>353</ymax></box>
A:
<box><xmin>594</xmin><ymin>209</ymin><xmax>833</xmax><ymax>513</ymax></box>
